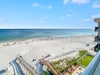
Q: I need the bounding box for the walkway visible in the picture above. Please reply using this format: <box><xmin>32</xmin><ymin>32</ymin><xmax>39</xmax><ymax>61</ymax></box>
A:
<box><xmin>40</xmin><ymin>59</ymin><xmax>59</xmax><ymax>75</ymax></box>
<box><xmin>10</xmin><ymin>59</ymin><xmax>25</xmax><ymax>75</ymax></box>
<box><xmin>16</xmin><ymin>56</ymin><xmax>38</xmax><ymax>75</ymax></box>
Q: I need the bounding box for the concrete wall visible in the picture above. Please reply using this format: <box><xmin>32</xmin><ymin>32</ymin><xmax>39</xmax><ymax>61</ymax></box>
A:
<box><xmin>99</xmin><ymin>22</ymin><xmax>100</xmax><ymax>27</ymax></box>
<box><xmin>98</xmin><ymin>32</ymin><xmax>100</xmax><ymax>38</ymax></box>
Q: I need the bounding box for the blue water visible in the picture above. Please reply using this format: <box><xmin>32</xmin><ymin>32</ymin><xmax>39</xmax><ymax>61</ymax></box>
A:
<box><xmin>0</xmin><ymin>29</ymin><xmax>94</xmax><ymax>42</ymax></box>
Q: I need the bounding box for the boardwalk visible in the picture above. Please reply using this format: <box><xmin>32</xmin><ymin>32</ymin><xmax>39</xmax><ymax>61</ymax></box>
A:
<box><xmin>16</xmin><ymin>56</ymin><xmax>38</xmax><ymax>75</ymax></box>
<box><xmin>40</xmin><ymin>59</ymin><xmax>60</xmax><ymax>75</ymax></box>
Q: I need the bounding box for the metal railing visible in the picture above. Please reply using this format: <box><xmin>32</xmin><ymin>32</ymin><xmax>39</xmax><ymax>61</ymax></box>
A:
<box><xmin>94</xmin><ymin>36</ymin><xmax>100</xmax><ymax>42</ymax></box>
<box><xmin>82</xmin><ymin>50</ymin><xmax>100</xmax><ymax>75</ymax></box>
<box><xmin>95</xmin><ymin>27</ymin><xmax>99</xmax><ymax>31</ymax></box>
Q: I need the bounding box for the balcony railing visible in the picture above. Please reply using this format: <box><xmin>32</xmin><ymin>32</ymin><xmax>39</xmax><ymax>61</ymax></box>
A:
<box><xmin>94</xmin><ymin>36</ymin><xmax>100</xmax><ymax>42</ymax></box>
<box><xmin>95</xmin><ymin>27</ymin><xmax>99</xmax><ymax>31</ymax></box>
<box><xmin>94</xmin><ymin>44</ymin><xmax>100</xmax><ymax>52</ymax></box>
<box><xmin>82</xmin><ymin>50</ymin><xmax>100</xmax><ymax>75</ymax></box>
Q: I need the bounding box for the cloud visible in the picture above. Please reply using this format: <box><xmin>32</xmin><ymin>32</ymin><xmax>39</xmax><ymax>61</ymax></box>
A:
<box><xmin>92</xmin><ymin>14</ymin><xmax>100</xmax><ymax>18</ymax></box>
<box><xmin>66</xmin><ymin>14</ymin><xmax>72</xmax><ymax>17</ymax></box>
<box><xmin>32</xmin><ymin>3</ymin><xmax>52</xmax><ymax>10</ymax></box>
<box><xmin>72</xmin><ymin>0</ymin><xmax>90</xmax><ymax>4</ymax></box>
<box><xmin>47</xmin><ymin>5</ymin><xmax>52</xmax><ymax>9</ymax></box>
<box><xmin>32</xmin><ymin>3</ymin><xmax>40</xmax><ymax>7</ymax></box>
<box><xmin>60</xmin><ymin>14</ymin><xmax>72</xmax><ymax>20</ymax></box>
<box><xmin>93</xmin><ymin>1</ymin><xmax>100</xmax><ymax>8</ymax></box>
<box><xmin>0</xmin><ymin>18</ymin><xmax>4</xmax><ymax>21</ymax></box>
<box><xmin>64</xmin><ymin>0</ymin><xmax>69</xmax><ymax>4</ymax></box>
<box><xmin>82</xmin><ymin>19</ymin><xmax>91</xmax><ymax>22</ymax></box>
<box><xmin>63</xmin><ymin>0</ymin><xmax>90</xmax><ymax>4</ymax></box>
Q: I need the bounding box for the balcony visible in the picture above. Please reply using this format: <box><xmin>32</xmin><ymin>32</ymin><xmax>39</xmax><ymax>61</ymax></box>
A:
<box><xmin>95</xmin><ymin>27</ymin><xmax>100</xmax><ymax>32</ymax></box>
<box><xmin>94</xmin><ymin>44</ymin><xmax>100</xmax><ymax>52</ymax></box>
<box><xmin>94</xmin><ymin>36</ymin><xmax>100</xmax><ymax>42</ymax></box>
<box><xmin>81</xmin><ymin>50</ymin><xmax>100</xmax><ymax>75</ymax></box>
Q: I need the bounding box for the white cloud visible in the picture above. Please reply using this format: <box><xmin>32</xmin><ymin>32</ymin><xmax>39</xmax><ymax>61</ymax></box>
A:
<box><xmin>64</xmin><ymin>0</ymin><xmax>69</xmax><ymax>4</ymax></box>
<box><xmin>0</xmin><ymin>18</ymin><xmax>4</xmax><ymax>21</ymax></box>
<box><xmin>66</xmin><ymin>14</ymin><xmax>72</xmax><ymax>17</ymax></box>
<box><xmin>82</xmin><ymin>19</ymin><xmax>91</xmax><ymax>22</ymax></box>
<box><xmin>60</xmin><ymin>14</ymin><xmax>72</xmax><ymax>20</ymax></box>
<box><xmin>93</xmin><ymin>1</ymin><xmax>100</xmax><ymax>8</ymax></box>
<box><xmin>92</xmin><ymin>14</ymin><xmax>100</xmax><ymax>18</ymax></box>
<box><xmin>72</xmin><ymin>0</ymin><xmax>90</xmax><ymax>4</ymax></box>
<box><xmin>63</xmin><ymin>0</ymin><xmax>90</xmax><ymax>4</ymax></box>
<box><xmin>47</xmin><ymin>5</ymin><xmax>52</xmax><ymax>9</ymax></box>
<box><xmin>32</xmin><ymin>3</ymin><xmax>39</xmax><ymax>7</ymax></box>
<box><xmin>32</xmin><ymin>3</ymin><xmax>52</xmax><ymax>10</ymax></box>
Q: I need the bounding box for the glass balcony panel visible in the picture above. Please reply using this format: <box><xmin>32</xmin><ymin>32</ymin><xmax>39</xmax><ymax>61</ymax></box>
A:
<box><xmin>94</xmin><ymin>36</ymin><xmax>100</xmax><ymax>42</ymax></box>
<box><xmin>94</xmin><ymin>44</ymin><xmax>100</xmax><ymax>52</ymax></box>
<box><xmin>95</xmin><ymin>27</ymin><xmax>100</xmax><ymax>32</ymax></box>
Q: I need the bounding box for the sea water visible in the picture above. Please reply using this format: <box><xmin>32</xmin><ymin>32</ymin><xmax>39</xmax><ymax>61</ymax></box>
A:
<box><xmin>0</xmin><ymin>29</ymin><xmax>94</xmax><ymax>42</ymax></box>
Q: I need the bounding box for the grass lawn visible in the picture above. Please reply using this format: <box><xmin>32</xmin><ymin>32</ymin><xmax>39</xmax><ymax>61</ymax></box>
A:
<box><xmin>78</xmin><ymin>54</ymin><xmax>94</xmax><ymax>67</ymax></box>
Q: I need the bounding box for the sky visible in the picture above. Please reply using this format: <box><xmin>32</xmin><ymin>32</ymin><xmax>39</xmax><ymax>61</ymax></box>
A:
<box><xmin>0</xmin><ymin>0</ymin><xmax>100</xmax><ymax>29</ymax></box>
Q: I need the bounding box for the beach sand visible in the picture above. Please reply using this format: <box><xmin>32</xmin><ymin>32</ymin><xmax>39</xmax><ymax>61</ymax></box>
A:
<box><xmin>0</xmin><ymin>35</ymin><xmax>96</xmax><ymax>71</ymax></box>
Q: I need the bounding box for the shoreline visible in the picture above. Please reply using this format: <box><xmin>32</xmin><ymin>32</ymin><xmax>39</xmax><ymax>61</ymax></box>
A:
<box><xmin>0</xmin><ymin>34</ymin><xmax>95</xmax><ymax>45</ymax></box>
<box><xmin>0</xmin><ymin>34</ymin><xmax>96</xmax><ymax>71</ymax></box>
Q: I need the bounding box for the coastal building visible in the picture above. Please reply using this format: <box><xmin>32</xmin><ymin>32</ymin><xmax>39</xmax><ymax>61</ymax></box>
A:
<box><xmin>94</xmin><ymin>18</ymin><xmax>100</xmax><ymax>52</ymax></box>
<box><xmin>82</xmin><ymin>18</ymin><xmax>100</xmax><ymax>75</ymax></box>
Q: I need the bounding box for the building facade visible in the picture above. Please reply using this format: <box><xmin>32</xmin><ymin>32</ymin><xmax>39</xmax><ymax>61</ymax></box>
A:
<box><xmin>82</xmin><ymin>18</ymin><xmax>100</xmax><ymax>75</ymax></box>
<box><xmin>94</xmin><ymin>18</ymin><xmax>100</xmax><ymax>52</ymax></box>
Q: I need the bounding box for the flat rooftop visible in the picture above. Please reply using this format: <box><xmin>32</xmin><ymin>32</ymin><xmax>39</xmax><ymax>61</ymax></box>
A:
<box><xmin>94</xmin><ymin>18</ymin><xmax>100</xmax><ymax>22</ymax></box>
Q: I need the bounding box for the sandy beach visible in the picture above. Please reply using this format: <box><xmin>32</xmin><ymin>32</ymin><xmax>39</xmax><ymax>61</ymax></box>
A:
<box><xmin>0</xmin><ymin>35</ymin><xmax>96</xmax><ymax>71</ymax></box>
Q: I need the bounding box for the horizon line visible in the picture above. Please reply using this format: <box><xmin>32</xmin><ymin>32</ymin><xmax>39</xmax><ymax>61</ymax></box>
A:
<box><xmin>0</xmin><ymin>28</ymin><xmax>94</xmax><ymax>29</ymax></box>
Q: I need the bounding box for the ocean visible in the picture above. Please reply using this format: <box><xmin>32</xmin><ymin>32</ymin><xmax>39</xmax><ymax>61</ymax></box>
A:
<box><xmin>0</xmin><ymin>29</ymin><xmax>94</xmax><ymax>42</ymax></box>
